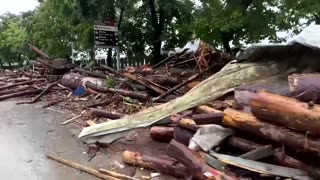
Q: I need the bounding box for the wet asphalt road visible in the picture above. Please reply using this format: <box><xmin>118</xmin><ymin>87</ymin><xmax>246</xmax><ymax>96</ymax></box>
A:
<box><xmin>0</xmin><ymin>101</ymin><xmax>99</xmax><ymax>180</ymax></box>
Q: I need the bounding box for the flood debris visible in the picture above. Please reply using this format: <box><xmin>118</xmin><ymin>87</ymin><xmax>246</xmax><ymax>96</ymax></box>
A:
<box><xmin>4</xmin><ymin>26</ymin><xmax>320</xmax><ymax>179</ymax></box>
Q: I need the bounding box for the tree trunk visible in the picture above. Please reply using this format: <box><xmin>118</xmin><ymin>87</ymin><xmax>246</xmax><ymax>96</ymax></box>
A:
<box><xmin>148</xmin><ymin>0</ymin><xmax>164</xmax><ymax>65</ymax></box>
<box><xmin>223</xmin><ymin>108</ymin><xmax>320</xmax><ymax>155</ymax></box>
<box><xmin>122</xmin><ymin>150</ymin><xmax>187</xmax><ymax>178</ymax></box>
<box><xmin>250</xmin><ymin>91</ymin><xmax>320</xmax><ymax>135</ymax></box>
<box><xmin>107</xmin><ymin>48</ymin><xmax>112</xmax><ymax>67</ymax></box>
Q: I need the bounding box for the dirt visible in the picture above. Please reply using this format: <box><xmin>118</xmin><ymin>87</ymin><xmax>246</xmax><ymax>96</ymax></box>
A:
<box><xmin>0</xmin><ymin>100</ymin><xmax>175</xmax><ymax>180</ymax></box>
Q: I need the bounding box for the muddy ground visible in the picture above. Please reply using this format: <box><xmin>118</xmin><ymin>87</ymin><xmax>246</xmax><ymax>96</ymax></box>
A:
<box><xmin>0</xmin><ymin>100</ymin><xmax>175</xmax><ymax>180</ymax></box>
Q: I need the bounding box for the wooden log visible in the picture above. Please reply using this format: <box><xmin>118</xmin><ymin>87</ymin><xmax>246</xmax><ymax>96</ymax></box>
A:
<box><xmin>79</xmin><ymin>61</ymin><xmax>283</xmax><ymax>138</ymax></box>
<box><xmin>86</xmin><ymin>82</ymin><xmax>150</xmax><ymax>101</ymax></box>
<box><xmin>98</xmin><ymin>169</ymin><xmax>139</xmax><ymax>180</ymax></box>
<box><xmin>122</xmin><ymin>150</ymin><xmax>187</xmax><ymax>178</ymax></box>
<box><xmin>144</xmin><ymin>75</ymin><xmax>179</xmax><ymax>86</ymax></box>
<box><xmin>166</xmin><ymin>140</ymin><xmax>233</xmax><ymax>180</ymax></box>
<box><xmin>28</xmin><ymin>43</ymin><xmax>50</xmax><ymax>59</ymax></box>
<box><xmin>0</xmin><ymin>89</ymin><xmax>43</xmax><ymax>101</ymax></box>
<box><xmin>47</xmin><ymin>155</ymin><xmax>120</xmax><ymax>180</ymax></box>
<box><xmin>20</xmin><ymin>80</ymin><xmax>59</xmax><ymax>104</ymax></box>
<box><xmin>0</xmin><ymin>86</ymin><xmax>30</xmax><ymax>96</ymax></box>
<box><xmin>84</xmin><ymin>108</ymin><xmax>124</xmax><ymax>120</ymax></box>
<box><xmin>289</xmin><ymin>74</ymin><xmax>320</xmax><ymax>102</ymax></box>
<box><xmin>223</xmin><ymin>108</ymin><xmax>320</xmax><ymax>155</ymax></box>
<box><xmin>227</xmin><ymin>137</ymin><xmax>320</xmax><ymax>179</ymax></box>
<box><xmin>173</xmin><ymin>126</ymin><xmax>195</xmax><ymax>146</ymax></box>
<box><xmin>74</xmin><ymin>68</ymin><xmax>107</xmax><ymax>79</ymax></box>
<box><xmin>250</xmin><ymin>91</ymin><xmax>320</xmax><ymax>135</ymax></box>
<box><xmin>122</xmin><ymin>72</ymin><xmax>165</xmax><ymax>94</ymax></box>
<box><xmin>150</xmin><ymin>126</ymin><xmax>174</xmax><ymax>143</ymax></box>
<box><xmin>152</xmin><ymin>69</ymin><xmax>210</xmax><ymax>102</ymax></box>
<box><xmin>0</xmin><ymin>79</ymin><xmax>45</xmax><ymax>91</ymax></box>
<box><xmin>192</xmin><ymin>113</ymin><xmax>224</xmax><ymax>125</ymax></box>
<box><xmin>195</xmin><ymin>105</ymin><xmax>222</xmax><ymax>114</ymax></box>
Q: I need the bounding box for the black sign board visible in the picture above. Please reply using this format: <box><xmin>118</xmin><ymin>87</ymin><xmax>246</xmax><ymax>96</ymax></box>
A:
<box><xmin>94</xmin><ymin>24</ymin><xmax>119</xmax><ymax>48</ymax></box>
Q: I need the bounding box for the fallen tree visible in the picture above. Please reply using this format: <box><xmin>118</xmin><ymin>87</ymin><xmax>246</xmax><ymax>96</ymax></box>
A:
<box><xmin>79</xmin><ymin>61</ymin><xmax>283</xmax><ymax>138</ymax></box>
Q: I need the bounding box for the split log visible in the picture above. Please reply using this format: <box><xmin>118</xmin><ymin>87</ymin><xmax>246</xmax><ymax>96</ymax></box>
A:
<box><xmin>79</xmin><ymin>61</ymin><xmax>283</xmax><ymax>138</ymax></box>
<box><xmin>174</xmin><ymin>118</ymin><xmax>198</xmax><ymax>131</ymax></box>
<box><xmin>0</xmin><ymin>79</ymin><xmax>45</xmax><ymax>91</ymax></box>
<box><xmin>250</xmin><ymin>91</ymin><xmax>320</xmax><ymax>135</ymax></box>
<box><xmin>192</xmin><ymin>113</ymin><xmax>224</xmax><ymax>125</ymax></box>
<box><xmin>47</xmin><ymin>155</ymin><xmax>120</xmax><ymax>180</ymax></box>
<box><xmin>0</xmin><ymin>86</ymin><xmax>30</xmax><ymax>96</ymax></box>
<box><xmin>84</xmin><ymin>108</ymin><xmax>124</xmax><ymax>120</ymax></box>
<box><xmin>86</xmin><ymin>82</ymin><xmax>150</xmax><ymax>101</ymax></box>
<box><xmin>122</xmin><ymin>150</ymin><xmax>187</xmax><ymax>178</ymax></box>
<box><xmin>0</xmin><ymin>89</ymin><xmax>43</xmax><ymax>101</ymax></box>
<box><xmin>227</xmin><ymin>137</ymin><xmax>320</xmax><ymax>179</ymax></box>
<box><xmin>74</xmin><ymin>68</ymin><xmax>107</xmax><ymax>79</ymax></box>
<box><xmin>223</xmin><ymin>108</ymin><xmax>320</xmax><ymax>155</ymax></box>
<box><xmin>166</xmin><ymin>140</ymin><xmax>233</xmax><ymax>180</ymax></box>
<box><xmin>150</xmin><ymin>126</ymin><xmax>174</xmax><ymax>143</ymax></box>
<box><xmin>289</xmin><ymin>74</ymin><xmax>320</xmax><ymax>102</ymax></box>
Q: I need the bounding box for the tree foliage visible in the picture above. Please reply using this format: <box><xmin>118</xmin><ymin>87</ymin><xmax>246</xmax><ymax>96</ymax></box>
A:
<box><xmin>0</xmin><ymin>0</ymin><xmax>320</xmax><ymax>66</ymax></box>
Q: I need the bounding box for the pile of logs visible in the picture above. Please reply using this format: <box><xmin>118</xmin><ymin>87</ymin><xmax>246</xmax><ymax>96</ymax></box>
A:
<box><xmin>117</xmin><ymin>74</ymin><xmax>320</xmax><ymax>179</ymax></box>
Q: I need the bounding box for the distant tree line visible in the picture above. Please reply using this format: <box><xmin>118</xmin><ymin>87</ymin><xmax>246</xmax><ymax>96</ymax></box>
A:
<box><xmin>0</xmin><ymin>0</ymin><xmax>319</xmax><ymax>67</ymax></box>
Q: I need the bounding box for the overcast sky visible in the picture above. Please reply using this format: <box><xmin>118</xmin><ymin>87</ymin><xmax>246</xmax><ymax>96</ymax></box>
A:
<box><xmin>0</xmin><ymin>0</ymin><xmax>39</xmax><ymax>15</ymax></box>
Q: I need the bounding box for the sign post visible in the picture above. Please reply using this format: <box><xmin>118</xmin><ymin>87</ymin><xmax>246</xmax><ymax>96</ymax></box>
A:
<box><xmin>94</xmin><ymin>19</ymin><xmax>120</xmax><ymax>69</ymax></box>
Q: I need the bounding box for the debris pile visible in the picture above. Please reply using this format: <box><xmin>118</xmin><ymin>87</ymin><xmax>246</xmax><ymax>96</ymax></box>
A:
<box><xmin>2</xmin><ymin>26</ymin><xmax>320</xmax><ymax>179</ymax></box>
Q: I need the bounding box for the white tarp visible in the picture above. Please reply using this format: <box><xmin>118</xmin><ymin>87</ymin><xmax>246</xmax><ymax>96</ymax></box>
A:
<box><xmin>287</xmin><ymin>24</ymin><xmax>320</xmax><ymax>49</ymax></box>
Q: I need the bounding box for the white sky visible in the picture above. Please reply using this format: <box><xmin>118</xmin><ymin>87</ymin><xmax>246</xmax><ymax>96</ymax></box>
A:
<box><xmin>0</xmin><ymin>0</ymin><xmax>39</xmax><ymax>15</ymax></box>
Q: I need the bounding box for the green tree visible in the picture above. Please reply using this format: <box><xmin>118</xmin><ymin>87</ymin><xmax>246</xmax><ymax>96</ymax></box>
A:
<box><xmin>194</xmin><ymin>0</ymin><xmax>294</xmax><ymax>52</ymax></box>
<box><xmin>0</xmin><ymin>13</ymin><xmax>28</xmax><ymax>67</ymax></box>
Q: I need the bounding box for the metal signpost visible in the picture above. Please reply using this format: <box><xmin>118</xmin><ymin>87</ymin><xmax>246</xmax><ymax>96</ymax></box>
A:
<box><xmin>94</xmin><ymin>19</ymin><xmax>120</xmax><ymax>69</ymax></box>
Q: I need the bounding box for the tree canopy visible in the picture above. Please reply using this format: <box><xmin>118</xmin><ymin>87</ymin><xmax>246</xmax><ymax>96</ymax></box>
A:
<box><xmin>0</xmin><ymin>0</ymin><xmax>319</xmax><ymax>67</ymax></box>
